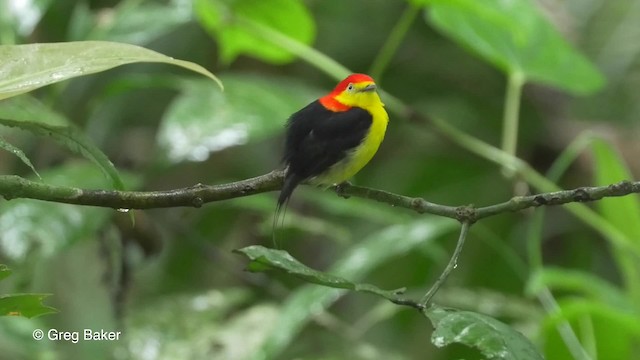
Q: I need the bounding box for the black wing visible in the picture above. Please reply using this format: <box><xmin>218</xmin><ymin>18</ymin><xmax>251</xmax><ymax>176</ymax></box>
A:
<box><xmin>283</xmin><ymin>100</ymin><xmax>372</xmax><ymax>179</ymax></box>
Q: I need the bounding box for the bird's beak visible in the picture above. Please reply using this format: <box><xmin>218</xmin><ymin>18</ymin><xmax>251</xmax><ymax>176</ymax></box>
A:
<box><xmin>360</xmin><ymin>83</ymin><xmax>377</xmax><ymax>92</ymax></box>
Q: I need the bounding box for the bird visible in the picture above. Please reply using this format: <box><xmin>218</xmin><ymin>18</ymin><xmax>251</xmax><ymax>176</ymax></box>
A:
<box><xmin>274</xmin><ymin>73</ymin><xmax>389</xmax><ymax>235</ymax></box>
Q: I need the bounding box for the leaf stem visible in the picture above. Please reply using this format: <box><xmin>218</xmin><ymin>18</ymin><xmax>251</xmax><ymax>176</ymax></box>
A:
<box><xmin>369</xmin><ymin>3</ymin><xmax>420</xmax><ymax>80</ymax></box>
<box><xmin>501</xmin><ymin>71</ymin><xmax>525</xmax><ymax>176</ymax></box>
<box><xmin>527</xmin><ymin>132</ymin><xmax>595</xmax><ymax>269</ymax></box>
<box><xmin>420</xmin><ymin>222</ymin><xmax>471</xmax><ymax>307</ymax></box>
<box><xmin>536</xmin><ymin>288</ymin><xmax>593</xmax><ymax>360</ymax></box>
<box><xmin>235</xmin><ymin>16</ymin><xmax>350</xmax><ymax>81</ymax></box>
<box><xmin>525</xmin><ymin>132</ymin><xmax>596</xmax><ymax>360</ymax></box>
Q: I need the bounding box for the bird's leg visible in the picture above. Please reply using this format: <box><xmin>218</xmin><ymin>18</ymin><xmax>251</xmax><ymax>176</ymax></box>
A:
<box><xmin>334</xmin><ymin>181</ymin><xmax>352</xmax><ymax>199</ymax></box>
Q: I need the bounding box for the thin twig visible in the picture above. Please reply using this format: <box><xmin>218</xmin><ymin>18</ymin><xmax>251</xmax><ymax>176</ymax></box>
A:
<box><xmin>420</xmin><ymin>222</ymin><xmax>471</xmax><ymax>307</ymax></box>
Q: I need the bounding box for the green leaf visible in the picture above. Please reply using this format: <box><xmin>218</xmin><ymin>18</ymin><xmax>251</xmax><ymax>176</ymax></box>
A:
<box><xmin>0</xmin><ymin>163</ymin><xmax>138</xmax><ymax>261</ymax></box>
<box><xmin>591</xmin><ymin>138</ymin><xmax>640</xmax><ymax>301</ymax></box>
<box><xmin>543</xmin><ymin>299</ymin><xmax>640</xmax><ymax>339</ymax></box>
<box><xmin>527</xmin><ymin>267</ymin><xmax>633</xmax><ymax>311</ymax></box>
<box><xmin>425</xmin><ymin>306</ymin><xmax>544</xmax><ymax>360</ymax></box>
<box><xmin>426</xmin><ymin>0</ymin><xmax>604</xmax><ymax>95</ymax></box>
<box><xmin>0</xmin><ymin>265</ymin><xmax>57</xmax><ymax>318</ymax></box>
<box><xmin>194</xmin><ymin>0</ymin><xmax>315</xmax><ymax>64</ymax></box>
<box><xmin>540</xmin><ymin>299</ymin><xmax>640</xmax><ymax>359</ymax></box>
<box><xmin>0</xmin><ymin>135</ymin><xmax>40</xmax><ymax>178</ymax></box>
<box><xmin>0</xmin><ymin>264</ymin><xmax>10</xmax><ymax>282</ymax></box>
<box><xmin>235</xmin><ymin>245</ymin><xmax>405</xmax><ymax>301</ymax></box>
<box><xmin>251</xmin><ymin>218</ymin><xmax>456</xmax><ymax>359</ymax></box>
<box><xmin>157</xmin><ymin>74</ymin><xmax>319</xmax><ymax>162</ymax></box>
<box><xmin>0</xmin><ymin>294</ymin><xmax>57</xmax><ymax>318</ymax></box>
<box><xmin>592</xmin><ymin>139</ymin><xmax>640</xmax><ymax>241</ymax></box>
<box><xmin>0</xmin><ymin>41</ymin><xmax>222</xmax><ymax>100</ymax></box>
<box><xmin>0</xmin><ymin>96</ymin><xmax>124</xmax><ymax>190</ymax></box>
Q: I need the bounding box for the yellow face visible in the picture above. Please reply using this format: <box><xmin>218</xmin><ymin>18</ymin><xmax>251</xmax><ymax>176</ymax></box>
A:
<box><xmin>334</xmin><ymin>81</ymin><xmax>384</xmax><ymax>109</ymax></box>
<box><xmin>314</xmin><ymin>78</ymin><xmax>389</xmax><ymax>185</ymax></box>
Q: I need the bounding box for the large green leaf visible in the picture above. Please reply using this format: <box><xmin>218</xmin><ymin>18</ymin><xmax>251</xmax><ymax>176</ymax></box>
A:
<box><xmin>426</xmin><ymin>306</ymin><xmax>544</xmax><ymax>360</ymax></box>
<box><xmin>235</xmin><ymin>245</ymin><xmax>405</xmax><ymax>301</ymax></box>
<box><xmin>194</xmin><ymin>0</ymin><xmax>315</xmax><ymax>64</ymax></box>
<box><xmin>157</xmin><ymin>74</ymin><xmax>319</xmax><ymax>163</ymax></box>
<box><xmin>0</xmin><ymin>41</ymin><xmax>221</xmax><ymax>100</ymax></box>
<box><xmin>251</xmin><ymin>218</ymin><xmax>456</xmax><ymax>359</ymax></box>
<box><xmin>425</xmin><ymin>0</ymin><xmax>604</xmax><ymax>95</ymax></box>
<box><xmin>0</xmin><ymin>96</ymin><xmax>124</xmax><ymax>190</ymax></box>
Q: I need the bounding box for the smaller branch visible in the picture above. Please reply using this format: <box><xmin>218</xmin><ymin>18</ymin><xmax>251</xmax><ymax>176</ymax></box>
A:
<box><xmin>420</xmin><ymin>222</ymin><xmax>471</xmax><ymax>307</ymax></box>
<box><xmin>474</xmin><ymin>180</ymin><xmax>640</xmax><ymax>220</ymax></box>
<box><xmin>336</xmin><ymin>180</ymin><xmax>640</xmax><ymax>223</ymax></box>
<box><xmin>389</xmin><ymin>297</ymin><xmax>425</xmax><ymax>311</ymax></box>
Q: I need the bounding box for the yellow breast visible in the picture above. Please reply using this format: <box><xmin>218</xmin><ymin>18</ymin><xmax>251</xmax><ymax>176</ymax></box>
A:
<box><xmin>314</xmin><ymin>102</ymin><xmax>389</xmax><ymax>185</ymax></box>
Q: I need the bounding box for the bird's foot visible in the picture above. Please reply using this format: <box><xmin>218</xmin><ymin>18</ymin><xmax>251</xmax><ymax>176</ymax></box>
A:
<box><xmin>334</xmin><ymin>182</ymin><xmax>352</xmax><ymax>199</ymax></box>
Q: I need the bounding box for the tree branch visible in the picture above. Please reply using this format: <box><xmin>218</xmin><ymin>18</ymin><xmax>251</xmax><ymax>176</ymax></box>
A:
<box><xmin>1</xmin><ymin>172</ymin><xmax>638</xmax><ymax>223</ymax></box>
<box><xmin>0</xmin><ymin>172</ymin><xmax>283</xmax><ymax>209</ymax></box>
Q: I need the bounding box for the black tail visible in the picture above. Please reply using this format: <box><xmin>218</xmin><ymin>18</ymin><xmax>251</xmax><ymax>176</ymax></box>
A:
<box><xmin>272</xmin><ymin>172</ymin><xmax>303</xmax><ymax>246</ymax></box>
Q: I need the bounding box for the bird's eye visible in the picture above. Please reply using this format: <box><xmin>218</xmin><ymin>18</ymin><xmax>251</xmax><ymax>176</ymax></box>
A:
<box><xmin>347</xmin><ymin>83</ymin><xmax>354</xmax><ymax>91</ymax></box>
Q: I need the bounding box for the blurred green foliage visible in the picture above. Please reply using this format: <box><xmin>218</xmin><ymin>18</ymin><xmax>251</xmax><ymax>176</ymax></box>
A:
<box><xmin>1</xmin><ymin>0</ymin><xmax>640</xmax><ymax>359</ymax></box>
<box><xmin>0</xmin><ymin>265</ymin><xmax>57</xmax><ymax>318</ymax></box>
